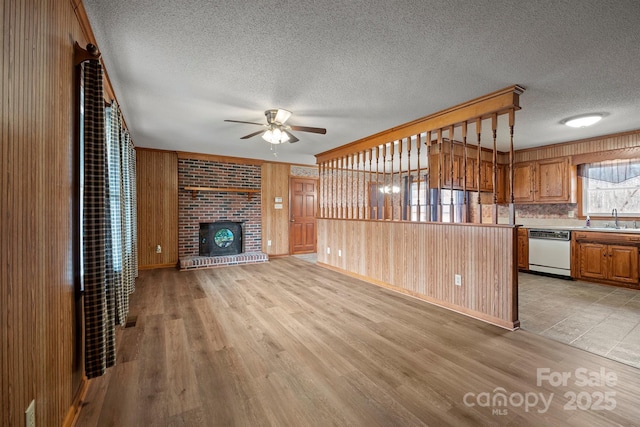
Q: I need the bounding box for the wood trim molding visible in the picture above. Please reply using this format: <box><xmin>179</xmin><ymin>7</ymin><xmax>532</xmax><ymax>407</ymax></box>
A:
<box><xmin>516</xmin><ymin>128</ymin><xmax>640</xmax><ymax>157</ymax></box>
<box><xmin>139</xmin><ymin>263</ymin><xmax>178</xmax><ymax>270</ymax></box>
<box><xmin>315</xmin><ymin>85</ymin><xmax>524</xmax><ymax>163</ymax></box>
<box><xmin>571</xmin><ymin>146</ymin><xmax>640</xmax><ymax>165</ymax></box>
<box><xmin>62</xmin><ymin>376</ymin><xmax>88</xmax><ymax>427</ymax></box>
<box><xmin>176</xmin><ymin>151</ymin><xmax>266</xmax><ymax>165</ymax></box>
<box><xmin>71</xmin><ymin>0</ymin><xmax>129</xmax><ymax>132</ymax></box>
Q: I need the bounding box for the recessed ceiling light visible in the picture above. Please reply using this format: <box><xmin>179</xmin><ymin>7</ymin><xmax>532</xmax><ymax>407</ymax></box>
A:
<box><xmin>563</xmin><ymin>114</ymin><xmax>603</xmax><ymax>128</ymax></box>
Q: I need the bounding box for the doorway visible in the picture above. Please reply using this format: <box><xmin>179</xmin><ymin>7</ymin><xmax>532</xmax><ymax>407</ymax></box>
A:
<box><xmin>289</xmin><ymin>177</ymin><xmax>317</xmax><ymax>254</ymax></box>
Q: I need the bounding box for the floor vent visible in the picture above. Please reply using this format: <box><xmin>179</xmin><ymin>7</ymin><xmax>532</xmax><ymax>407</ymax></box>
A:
<box><xmin>124</xmin><ymin>315</ymin><xmax>138</xmax><ymax>329</ymax></box>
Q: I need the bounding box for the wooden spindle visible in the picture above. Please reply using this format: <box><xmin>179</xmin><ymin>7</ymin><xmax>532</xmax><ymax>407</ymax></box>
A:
<box><xmin>406</xmin><ymin>137</ymin><xmax>411</xmax><ymax>221</ymax></box>
<box><xmin>426</xmin><ymin>131</ymin><xmax>432</xmax><ymax>221</ymax></box>
<box><xmin>375</xmin><ymin>146</ymin><xmax>380</xmax><ymax>220</ymax></box>
<box><xmin>390</xmin><ymin>141</ymin><xmax>395</xmax><ymax>221</ymax></box>
<box><xmin>319</xmin><ymin>162</ymin><xmax>324</xmax><ymax>218</ymax></box>
<box><xmin>509</xmin><ymin>109</ymin><xmax>516</xmax><ymax>225</ymax></box>
<box><xmin>476</xmin><ymin>118</ymin><xmax>482</xmax><ymax>223</ymax></box>
<box><xmin>348</xmin><ymin>154</ymin><xmax>353</xmax><ymax>219</ymax></box>
<box><xmin>492</xmin><ymin>113</ymin><xmax>498</xmax><ymax>224</ymax></box>
<box><xmin>398</xmin><ymin>139</ymin><xmax>403</xmax><ymax>221</ymax></box>
<box><xmin>449</xmin><ymin>126</ymin><xmax>455</xmax><ymax>222</ymax></box>
<box><xmin>461</xmin><ymin>122</ymin><xmax>468</xmax><ymax>223</ymax></box>
<box><xmin>437</xmin><ymin>128</ymin><xmax>443</xmax><ymax>222</ymax></box>
<box><xmin>333</xmin><ymin>158</ymin><xmax>338</xmax><ymax>218</ymax></box>
<box><xmin>367</xmin><ymin>149</ymin><xmax>372</xmax><ymax>219</ymax></box>
<box><xmin>416</xmin><ymin>133</ymin><xmax>421</xmax><ymax>222</ymax></box>
<box><xmin>382</xmin><ymin>144</ymin><xmax>388</xmax><ymax>220</ymax></box>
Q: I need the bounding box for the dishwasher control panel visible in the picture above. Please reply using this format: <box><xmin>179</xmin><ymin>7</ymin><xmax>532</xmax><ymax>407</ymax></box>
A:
<box><xmin>528</xmin><ymin>229</ymin><xmax>571</xmax><ymax>241</ymax></box>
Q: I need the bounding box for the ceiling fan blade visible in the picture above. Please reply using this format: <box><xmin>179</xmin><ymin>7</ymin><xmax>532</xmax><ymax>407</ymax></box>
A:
<box><xmin>240</xmin><ymin>130</ymin><xmax>266</xmax><ymax>139</ymax></box>
<box><xmin>289</xmin><ymin>125</ymin><xmax>327</xmax><ymax>135</ymax></box>
<box><xmin>284</xmin><ymin>131</ymin><xmax>299</xmax><ymax>143</ymax></box>
<box><xmin>224</xmin><ymin>119</ymin><xmax>265</xmax><ymax>126</ymax></box>
<box><xmin>275</xmin><ymin>109</ymin><xmax>292</xmax><ymax>124</ymax></box>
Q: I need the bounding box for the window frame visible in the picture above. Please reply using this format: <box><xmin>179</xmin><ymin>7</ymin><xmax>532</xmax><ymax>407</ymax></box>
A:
<box><xmin>578</xmin><ymin>171</ymin><xmax>640</xmax><ymax>221</ymax></box>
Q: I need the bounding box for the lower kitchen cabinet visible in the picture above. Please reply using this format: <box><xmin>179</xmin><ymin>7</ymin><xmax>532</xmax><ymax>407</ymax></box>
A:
<box><xmin>608</xmin><ymin>245</ymin><xmax>640</xmax><ymax>284</ymax></box>
<box><xmin>574</xmin><ymin>231</ymin><xmax>640</xmax><ymax>288</ymax></box>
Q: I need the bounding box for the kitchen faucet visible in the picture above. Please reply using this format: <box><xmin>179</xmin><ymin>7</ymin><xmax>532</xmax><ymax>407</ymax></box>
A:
<box><xmin>612</xmin><ymin>208</ymin><xmax>619</xmax><ymax>228</ymax></box>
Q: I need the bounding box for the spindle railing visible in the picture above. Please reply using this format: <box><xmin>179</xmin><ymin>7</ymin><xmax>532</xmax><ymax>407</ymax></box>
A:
<box><xmin>315</xmin><ymin>85</ymin><xmax>524</xmax><ymax>225</ymax></box>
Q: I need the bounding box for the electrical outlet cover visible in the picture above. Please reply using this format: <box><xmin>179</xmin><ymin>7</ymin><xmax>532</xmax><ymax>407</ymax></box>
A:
<box><xmin>25</xmin><ymin>400</ymin><xmax>35</xmax><ymax>427</ymax></box>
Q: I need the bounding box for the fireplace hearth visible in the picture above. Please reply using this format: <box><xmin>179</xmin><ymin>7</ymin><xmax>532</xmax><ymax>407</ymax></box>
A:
<box><xmin>199</xmin><ymin>221</ymin><xmax>243</xmax><ymax>256</ymax></box>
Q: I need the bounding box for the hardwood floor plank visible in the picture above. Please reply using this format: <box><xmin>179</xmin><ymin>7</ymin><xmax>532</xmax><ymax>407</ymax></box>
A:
<box><xmin>76</xmin><ymin>257</ymin><xmax>640</xmax><ymax>426</ymax></box>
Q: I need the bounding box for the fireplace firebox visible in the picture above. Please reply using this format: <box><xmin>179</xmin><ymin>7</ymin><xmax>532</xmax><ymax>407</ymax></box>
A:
<box><xmin>199</xmin><ymin>221</ymin><xmax>243</xmax><ymax>256</ymax></box>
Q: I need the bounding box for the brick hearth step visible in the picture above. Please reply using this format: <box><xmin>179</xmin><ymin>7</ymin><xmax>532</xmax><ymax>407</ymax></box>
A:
<box><xmin>179</xmin><ymin>252</ymin><xmax>269</xmax><ymax>270</ymax></box>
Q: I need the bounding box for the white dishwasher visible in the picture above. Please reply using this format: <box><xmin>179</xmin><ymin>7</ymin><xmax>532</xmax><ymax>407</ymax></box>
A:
<box><xmin>528</xmin><ymin>229</ymin><xmax>572</xmax><ymax>277</ymax></box>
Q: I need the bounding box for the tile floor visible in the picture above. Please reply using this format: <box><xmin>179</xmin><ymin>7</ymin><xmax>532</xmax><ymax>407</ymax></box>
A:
<box><xmin>519</xmin><ymin>272</ymin><xmax>640</xmax><ymax>369</ymax></box>
<box><xmin>294</xmin><ymin>253</ymin><xmax>640</xmax><ymax>369</ymax></box>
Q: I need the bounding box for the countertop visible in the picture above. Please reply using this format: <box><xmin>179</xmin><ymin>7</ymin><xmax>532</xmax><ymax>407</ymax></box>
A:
<box><xmin>524</xmin><ymin>225</ymin><xmax>640</xmax><ymax>234</ymax></box>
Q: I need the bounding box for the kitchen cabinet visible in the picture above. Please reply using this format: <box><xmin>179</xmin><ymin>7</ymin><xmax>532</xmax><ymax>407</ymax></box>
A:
<box><xmin>429</xmin><ymin>153</ymin><xmax>505</xmax><ymax>202</ymax></box>
<box><xmin>574</xmin><ymin>231</ymin><xmax>640</xmax><ymax>288</ymax></box>
<box><xmin>513</xmin><ymin>163</ymin><xmax>534</xmax><ymax>202</ymax></box>
<box><xmin>517</xmin><ymin>228</ymin><xmax>529</xmax><ymax>270</ymax></box>
<box><xmin>513</xmin><ymin>158</ymin><xmax>571</xmax><ymax>203</ymax></box>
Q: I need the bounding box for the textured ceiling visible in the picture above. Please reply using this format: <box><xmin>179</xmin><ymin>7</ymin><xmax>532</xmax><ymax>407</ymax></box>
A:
<box><xmin>83</xmin><ymin>0</ymin><xmax>640</xmax><ymax>165</ymax></box>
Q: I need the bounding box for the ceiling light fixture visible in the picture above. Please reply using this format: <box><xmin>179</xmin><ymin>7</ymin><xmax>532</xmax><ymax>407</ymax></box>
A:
<box><xmin>562</xmin><ymin>114</ymin><xmax>603</xmax><ymax>128</ymax></box>
<box><xmin>262</xmin><ymin>125</ymin><xmax>290</xmax><ymax>144</ymax></box>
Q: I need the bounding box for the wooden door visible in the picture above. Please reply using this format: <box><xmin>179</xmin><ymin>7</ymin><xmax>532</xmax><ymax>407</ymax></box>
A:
<box><xmin>513</xmin><ymin>163</ymin><xmax>534</xmax><ymax>203</ymax></box>
<box><xmin>536</xmin><ymin>158</ymin><xmax>569</xmax><ymax>202</ymax></box>
<box><xmin>608</xmin><ymin>245</ymin><xmax>639</xmax><ymax>284</ymax></box>
<box><xmin>579</xmin><ymin>242</ymin><xmax>608</xmax><ymax>280</ymax></box>
<box><xmin>290</xmin><ymin>178</ymin><xmax>317</xmax><ymax>254</ymax></box>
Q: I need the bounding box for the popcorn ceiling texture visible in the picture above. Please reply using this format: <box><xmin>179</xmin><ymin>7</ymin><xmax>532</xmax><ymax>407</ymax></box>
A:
<box><xmin>83</xmin><ymin>0</ymin><xmax>640</xmax><ymax>164</ymax></box>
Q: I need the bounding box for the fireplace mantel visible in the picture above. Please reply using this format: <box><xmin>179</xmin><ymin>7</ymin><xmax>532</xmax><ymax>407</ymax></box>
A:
<box><xmin>184</xmin><ymin>186</ymin><xmax>260</xmax><ymax>200</ymax></box>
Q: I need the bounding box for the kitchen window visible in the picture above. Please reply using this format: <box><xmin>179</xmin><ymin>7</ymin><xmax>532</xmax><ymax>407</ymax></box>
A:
<box><xmin>579</xmin><ymin>159</ymin><xmax>640</xmax><ymax>217</ymax></box>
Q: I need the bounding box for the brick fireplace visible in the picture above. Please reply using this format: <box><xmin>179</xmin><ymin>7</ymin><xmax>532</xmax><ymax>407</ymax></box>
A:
<box><xmin>178</xmin><ymin>158</ymin><xmax>267</xmax><ymax>269</ymax></box>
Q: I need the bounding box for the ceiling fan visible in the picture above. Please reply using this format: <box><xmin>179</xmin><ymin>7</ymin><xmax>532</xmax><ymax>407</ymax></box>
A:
<box><xmin>224</xmin><ymin>109</ymin><xmax>327</xmax><ymax>144</ymax></box>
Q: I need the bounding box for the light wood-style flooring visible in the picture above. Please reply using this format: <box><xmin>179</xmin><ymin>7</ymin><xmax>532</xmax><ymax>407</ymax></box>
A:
<box><xmin>76</xmin><ymin>257</ymin><xmax>640</xmax><ymax>426</ymax></box>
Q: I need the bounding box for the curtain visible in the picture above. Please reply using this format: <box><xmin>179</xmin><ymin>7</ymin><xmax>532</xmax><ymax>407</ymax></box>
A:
<box><xmin>83</xmin><ymin>61</ymin><xmax>138</xmax><ymax>379</ymax></box>
<box><xmin>83</xmin><ymin>59</ymin><xmax>116</xmax><ymax>379</ymax></box>
<box><xmin>577</xmin><ymin>159</ymin><xmax>640</xmax><ymax>183</ymax></box>
<box><xmin>112</xmin><ymin>106</ymin><xmax>137</xmax><ymax>324</ymax></box>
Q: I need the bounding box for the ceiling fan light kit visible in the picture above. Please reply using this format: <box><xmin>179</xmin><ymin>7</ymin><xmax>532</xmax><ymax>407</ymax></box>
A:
<box><xmin>262</xmin><ymin>126</ymin><xmax>290</xmax><ymax>144</ymax></box>
<box><xmin>224</xmin><ymin>108</ymin><xmax>327</xmax><ymax>146</ymax></box>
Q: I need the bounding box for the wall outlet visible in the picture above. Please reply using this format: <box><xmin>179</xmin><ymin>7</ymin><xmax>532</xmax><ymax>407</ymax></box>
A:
<box><xmin>568</xmin><ymin>210</ymin><xmax>575</xmax><ymax>218</ymax></box>
<box><xmin>267</xmin><ymin>240</ymin><xmax>272</xmax><ymax>247</ymax></box>
<box><xmin>327</xmin><ymin>247</ymin><xmax>330</xmax><ymax>254</ymax></box>
<box><xmin>25</xmin><ymin>400</ymin><xmax>35</xmax><ymax>427</ymax></box>
<box><xmin>156</xmin><ymin>245</ymin><xmax>162</xmax><ymax>253</ymax></box>
<box><xmin>338</xmin><ymin>249</ymin><xmax>342</xmax><ymax>257</ymax></box>
<box><xmin>454</xmin><ymin>274</ymin><xmax>462</xmax><ymax>286</ymax></box>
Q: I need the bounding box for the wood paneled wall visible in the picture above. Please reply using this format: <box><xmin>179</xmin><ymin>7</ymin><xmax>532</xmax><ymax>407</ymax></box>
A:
<box><xmin>1</xmin><ymin>0</ymin><xmax>89</xmax><ymax>425</ymax></box>
<box><xmin>261</xmin><ymin>162</ymin><xmax>290</xmax><ymax>255</ymax></box>
<box><xmin>317</xmin><ymin>220</ymin><xmax>519</xmax><ymax>329</ymax></box>
<box><xmin>515</xmin><ymin>129</ymin><xmax>640</xmax><ymax>162</ymax></box>
<box><xmin>136</xmin><ymin>149</ymin><xmax>179</xmax><ymax>268</ymax></box>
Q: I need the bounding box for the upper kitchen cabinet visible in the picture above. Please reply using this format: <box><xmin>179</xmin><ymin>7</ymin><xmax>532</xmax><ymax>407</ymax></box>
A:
<box><xmin>428</xmin><ymin>150</ymin><xmax>506</xmax><ymax>203</ymax></box>
<box><xmin>513</xmin><ymin>158</ymin><xmax>573</xmax><ymax>203</ymax></box>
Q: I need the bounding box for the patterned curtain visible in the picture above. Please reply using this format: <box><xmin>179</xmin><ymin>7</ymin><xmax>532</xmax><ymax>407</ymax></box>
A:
<box><xmin>83</xmin><ymin>60</ymin><xmax>138</xmax><ymax>379</ymax></box>
<box><xmin>83</xmin><ymin>59</ymin><xmax>116</xmax><ymax>379</ymax></box>
<box><xmin>108</xmin><ymin>103</ymin><xmax>137</xmax><ymax>325</ymax></box>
